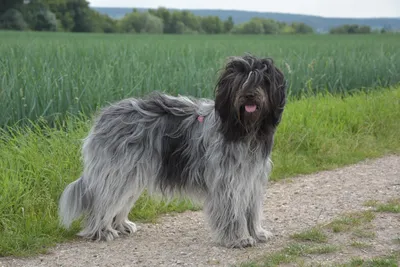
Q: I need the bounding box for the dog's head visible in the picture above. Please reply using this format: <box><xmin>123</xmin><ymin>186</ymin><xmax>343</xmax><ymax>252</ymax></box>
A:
<box><xmin>215</xmin><ymin>54</ymin><xmax>287</xmax><ymax>142</ymax></box>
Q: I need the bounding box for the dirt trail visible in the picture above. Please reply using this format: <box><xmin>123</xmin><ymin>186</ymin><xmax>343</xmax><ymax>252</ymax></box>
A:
<box><xmin>1</xmin><ymin>155</ymin><xmax>399</xmax><ymax>267</ymax></box>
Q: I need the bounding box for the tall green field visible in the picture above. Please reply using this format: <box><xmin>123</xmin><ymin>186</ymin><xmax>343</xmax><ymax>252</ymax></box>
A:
<box><xmin>1</xmin><ymin>31</ymin><xmax>400</xmax><ymax>127</ymax></box>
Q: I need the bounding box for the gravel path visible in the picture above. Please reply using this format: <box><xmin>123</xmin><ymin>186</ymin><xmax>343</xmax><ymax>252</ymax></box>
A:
<box><xmin>1</xmin><ymin>155</ymin><xmax>399</xmax><ymax>267</ymax></box>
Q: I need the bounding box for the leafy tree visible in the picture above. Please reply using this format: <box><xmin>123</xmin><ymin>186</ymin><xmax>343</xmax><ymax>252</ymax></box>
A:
<box><xmin>174</xmin><ymin>21</ymin><xmax>186</xmax><ymax>34</ymax></box>
<box><xmin>201</xmin><ymin>16</ymin><xmax>223</xmax><ymax>34</ymax></box>
<box><xmin>330</xmin><ymin>24</ymin><xmax>371</xmax><ymax>34</ymax></box>
<box><xmin>232</xmin><ymin>18</ymin><xmax>264</xmax><ymax>34</ymax></box>
<box><xmin>0</xmin><ymin>8</ymin><xmax>28</xmax><ymax>30</ymax></box>
<box><xmin>97</xmin><ymin>13</ymin><xmax>118</xmax><ymax>33</ymax></box>
<box><xmin>243</xmin><ymin>18</ymin><xmax>264</xmax><ymax>34</ymax></box>
<box><xmin>180</xmin><ymin>10</ymin><xmax>201</xmax><ymax>33</ymax></box>
<box><xmin>223</xmin><ymin>16</ymin><xmax>234</xmax><ymax>33</ymax></box>
<box><xmin>148</xmin><ymin>7</ymin><xmax>173</xmax><ymax>33</ymax></box>
<box><xmin>281</xmin><ymin>24</ymin><xmax>295</xmax><ymax>34</ymax></box>
<box><xmin>358</xmin><ymin>25</ymin><xmax>371</xmax><ymax>33</ymax></box>
<box><xmin>291</xmin><ymin>22</ymin><xmax>314</xmax><ymax>34</ymax></box>
<box><xmin>41</xmin><ymin>0</ymin><xmax>74</xmax><ymax>31</ymax></box>
<box><xmin>20</xmin><ymin>1</ymin><xmax>57</xmax><ymax>31</ymax></box>
<box><xmin>119</xmin><ymin>11</ymin><xmax>163</xmax><ymax>33</ymax></box>
<box><xmin>261</xmin><ymin>19</ymin><xmax>280</xmax><ymax>34</ymax></box>
<box><xmin>0</xmin><ymin>0</ymin><xmax>23</xmax><ymax>14</ymax></box>
<box><xmin>68</xmin><ymin>0</ymin><xmax>93</xmax><ymax>32</ymax></box>
<box><xmin>141</xmin><ymin>13</ymin><xmax>163</xmax><ymax>33</ymax></box>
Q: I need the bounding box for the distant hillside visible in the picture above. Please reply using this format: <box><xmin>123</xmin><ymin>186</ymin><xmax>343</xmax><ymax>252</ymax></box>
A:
<box><xmin>92</xmin><ymin>7</ymin><xmax>400</xmax><ymax>32</ymax></box>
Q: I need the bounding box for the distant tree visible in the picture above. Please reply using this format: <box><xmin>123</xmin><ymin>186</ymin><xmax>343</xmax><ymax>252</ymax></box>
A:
<box><xmin>0</xmin><ymin>8</ymin><xmax>28</xmax><ymax>30</ymax></box>
<box><xmin>281</xmin><ymin>24</ymin><xmax>295</xmax><ymax>34</ymax></box>
<box><xmin>87</xmin><ymin>9</ymin><xmax>118</xmax><ymax>33</ymax></box>
<box><xmin>223</xmin><ymin>16</ymin><xmax>234</xmax><ymax>33</ymax></box>
<box><xmin>244</xmin><ymin>18</ymin><xmax>264</xmax><ymax>34</ymax></box>
<box><xmin>68</xmin><ymin>0</ymin><xmax>94</xmax><ymax>32</ymax></box>
<box><xmin>33</xmin><ymin>8</ymin><xmax>57</xmax><ymax>31</ymax></box>
<box><xmin>119</xmin><ymin>11</ymin><xmax>163</xmax><ymax>33</ymax></box>
<box><xmin>169</xmin><ymin>11</ymin><xmax>183</xmax><ymax>33</ymax></box>
<box><xmin>330</xmin><ymin>24</ymin><xmax>371</xmax><ymax>34</ymax></box>
<box><xmin>231</xmin><ymin>18</ymin><xmax>309</xmax><ymax>35</ymax></box>
<box><xmin>180</xmin><ymin>10</ymin><xmax>201</xmax><ymax>33</ymax></box>
<box><xmin>358</xmin><ymin>25</ymin><xmax>371</xmax><ymax>34</ymax></box>
<box><xmin>118</xmin><ymin>11</ymin><xmax>139</xmax><ymax>33</ymax></box>
<box><xmin>261</xmin><ymin>19</ymin><xmax>280</xmax><ymax>34</ymax></box>
<box><xmin>148</xmin><ymin>7</ymin><xmax>173</xmax><ymax>33</ymax></box>
<box><xmin>174</xmin><ymin>21</ymin><xmax>186</xmax><ymax>34</ymax></box>
<box><xmin>41</xmin><ymin>0</ymin><xmax>74</xmax><ymax>31</ymax></box>
<box><xmin>20</xmin><ymin>1</ymin><xmax>58</xmax><ymax>31</ymax></box>
<box><xmin>0</xmin><ymin>0</ymin><xmax>23</xmax><ymax>14</ymax></box>
<box><xmin>201</xmin><ymin>16</ymin><xmax>223</xmax><ymax>34</ymax></box>
<box><xmin>291</xmin><ymin>22</ymin><xmax>314</xmax><ymax>34</ymax></box>
<box><xmin>232</xmin><ymin>18</ymin><xmax>264</xmax><ymax>34</ymax></box>
<box><xmin>98</xmin><ymin>13</ymin><xmax>118</xmax><ymax>33</ymax></box>
<box><xmin>141</xmin><ymin>13</ymin><xmax>163</xmax><ymax>33</ymax></box>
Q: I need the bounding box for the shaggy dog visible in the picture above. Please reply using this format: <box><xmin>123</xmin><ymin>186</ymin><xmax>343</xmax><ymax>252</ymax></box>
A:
<box><xmin>59</xmin><ymin>54</ymin><xmax>287</xmax><ymax>248</ymax></box>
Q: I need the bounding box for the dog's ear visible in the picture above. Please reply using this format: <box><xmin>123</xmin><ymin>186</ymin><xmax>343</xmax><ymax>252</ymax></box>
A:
<box><xmin>214</xmin><ymin>65</ymin><xmax>247</xmax><ymax>142</ymax></box>
<box><xmin>214</xmin><ymin>60</ymin><xmax>238</xmax><ymax>125</ymax></box>
<box><xmin>258</xmin><ymin>58</ymin><xmax>286</xmax><ymax>127</ymax></box>
<box><xmin>270</xmin><ymin>64</ymin><xmax>287</xmax><ymax>126</ymax></box>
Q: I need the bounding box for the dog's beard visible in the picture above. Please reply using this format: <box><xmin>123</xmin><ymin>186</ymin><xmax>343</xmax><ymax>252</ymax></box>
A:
<box><xmin>234</xmin><ymin>90</ymin><xmax>268</xmax><ymax>133</ymax></box>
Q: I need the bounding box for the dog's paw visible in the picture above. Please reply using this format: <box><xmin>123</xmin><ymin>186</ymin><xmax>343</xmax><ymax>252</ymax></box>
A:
<box><xmin>255</xmin><ymin>229</ymin><xmax>273</xmax><ymax>243</ymax></box>
<box><xmin>116</xmin><ymin>220</ymin><xmax>137</xmax><ymax>235</ymax></box>
<box><xmin>79</xmin><ymin>227</ymin><xmax>119</xmax><ymax>242</ymax></box>
<box><xmin>98</xmin><ymin>228</ymin><xmax>120</xmax><ymax>241</ymax></box>
<box><xmin>230</xmin><ymin>236</ymin><xmax>256</xmax><ymax>249</ymax></box>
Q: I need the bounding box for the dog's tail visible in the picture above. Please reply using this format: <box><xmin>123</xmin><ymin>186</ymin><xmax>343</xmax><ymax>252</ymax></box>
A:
<box><xmin>58</xmin><ymin>176</ymin><xmax>91</xmax><ymax>228</ymax></box>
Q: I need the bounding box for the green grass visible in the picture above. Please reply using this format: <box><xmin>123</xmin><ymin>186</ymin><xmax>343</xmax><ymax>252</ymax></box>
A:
<box><xmin>336</xmin><ymin>254</ymin><xmax>399</xmax><ymax>267</ymax></box>
<box><xmin>240</xmin><ymin>243</ymin><xmax>339</xmax><ymax>267</ymax></box>
<box><xmin>270</xmin><ymin>87</ymin><xmax>400</xmax><ymax>180</ymax></box>
<box><xmin>325</xmin><ymin>211</ymin><xmax>376</xmax><ymax>233</ymax></box>
<box><xmin>240</xmin><ymin>198</ymin><xmax>398</xmax><ymax>267</ymax></box>
<box><xmin>290</xmin><ymin>227</ymin><xmax>328</xmax><ymax>243</ymax></box>
<box><xmin>364</xmin><ymin>199</ymin><xmax>400</xmax><ymax>213</ymax></box>
<box><xmin>1</xmin><ymin>31</ymin><xmax>400</xmax><ymax>127</ymax></box>
<box><xmin>1</xmin><ymin>86</ymin><xmax>400</xmax><ymax>257</ymax></box>
<box><xmin>350</xmin><ymin>241</ymin><xmax>372</xmax><ymax>249</ymax></box>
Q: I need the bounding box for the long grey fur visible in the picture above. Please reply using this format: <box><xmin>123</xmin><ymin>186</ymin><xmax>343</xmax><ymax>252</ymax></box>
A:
<box><xmin>58</xmin><ymin>54</ymin><xmax>286</xmax><ymax>248</ymax></box>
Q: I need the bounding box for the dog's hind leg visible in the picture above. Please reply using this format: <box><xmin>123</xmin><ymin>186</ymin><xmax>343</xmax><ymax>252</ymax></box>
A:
<box><xmin>77</xmin><ymin>193</ymin><xmax>121</xmax><ymax>241</ymax></box>
<box><xmin>77</xmin><ymin>172</ymin><xmax>144</xmax><ymax>241</ymax></box>
<box><xmin>112</xmin><ymin>187</ymin><xmax>144</xmax><ymax>235</ymax></box>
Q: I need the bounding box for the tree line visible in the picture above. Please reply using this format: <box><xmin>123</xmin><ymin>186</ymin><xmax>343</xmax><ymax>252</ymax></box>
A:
<box><xmin>0</xmin><ymin>0</ymin><xmax>379</xmax><ymax>35</ymax></box>
<box><xmin>330</xmin><ymin>24</ymin><xmax>370</xmax><ymax>34</ymax></box>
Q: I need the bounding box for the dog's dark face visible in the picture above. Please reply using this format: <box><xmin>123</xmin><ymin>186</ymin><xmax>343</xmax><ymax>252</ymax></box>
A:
<box><xmin>215</xmin><ymin>54</ymin><xmax>286</xmax><ymax>142</ymax></box>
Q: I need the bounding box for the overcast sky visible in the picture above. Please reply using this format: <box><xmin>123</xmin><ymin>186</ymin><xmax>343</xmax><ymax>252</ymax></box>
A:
<box><xmin>88</xmin><ymin>0</ymin><xmax>400</xmax><ymax>18</ymax></box>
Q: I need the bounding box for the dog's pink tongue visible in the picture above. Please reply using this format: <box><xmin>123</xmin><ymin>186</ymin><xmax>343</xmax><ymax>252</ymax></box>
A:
<box><xmin>245</xmin><ymin>105</ymin><xmax>257</xmax><ymax>113</ymax></box>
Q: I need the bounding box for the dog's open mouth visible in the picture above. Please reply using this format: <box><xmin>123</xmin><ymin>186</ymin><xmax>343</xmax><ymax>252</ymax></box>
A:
<box><xmin>244</xmin><ymin>104</ymin><xmax>258</xmax><ymax>113</ymax></box>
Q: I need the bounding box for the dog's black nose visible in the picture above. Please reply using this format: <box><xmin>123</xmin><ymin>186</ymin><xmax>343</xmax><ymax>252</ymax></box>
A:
<box><xmin>245</xmin><ymin>93</ymin><xmax>255</xmax><ymax>99</ymax></box>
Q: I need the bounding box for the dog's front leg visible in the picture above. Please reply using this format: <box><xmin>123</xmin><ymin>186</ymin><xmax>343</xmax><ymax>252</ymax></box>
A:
<box><xmin>246</xmin><ymin>183</ymin><xmax>273</xmax><ymax>243</ymax></box>
<box><xmin>204</xmin><ymin>189</ymin><xmax>256</xmax><ymax>248</ymax></box>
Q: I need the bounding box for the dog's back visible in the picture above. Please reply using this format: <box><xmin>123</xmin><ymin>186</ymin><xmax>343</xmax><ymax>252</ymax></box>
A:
<box><xmin>59</xmin><ymin>92</ymin><xmax>215</xmax><ymax>240</ymax></box>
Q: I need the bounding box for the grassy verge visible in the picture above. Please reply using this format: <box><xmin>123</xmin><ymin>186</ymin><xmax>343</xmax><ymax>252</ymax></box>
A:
<box><xmin>364</xmin><ymin>199</ymin><xmax>400</xmax><ymax>213</ymax></box>
<box><xmin>271</xmin><ymin>86</ymin><xmax>400</xmax><ymax>180</ymax></box>
<box><xmin>337</xmin><ymin>255</ymin><xmax>400</xmax><ymax>267</ymax></box>
<box><xmin>1</xmin><ymin>87</ymin><xmax>400</xmax><ymax>257</ymax></box>
<box><xmin>240</xmin><ymin>209</ymin><xmax>399</xmax><ymax>267</ymax></box>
